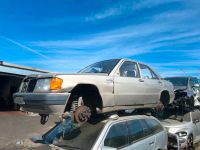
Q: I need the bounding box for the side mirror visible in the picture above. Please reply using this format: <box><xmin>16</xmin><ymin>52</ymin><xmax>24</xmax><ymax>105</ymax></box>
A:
<box><xmin>101</xmin><ymin>146</ymin><xmax>117</xmax><ymax>150</ymax></box>
<box><xmin>193</xmin><ymin>84</ymin><xmax>200</xmax><ymax>88</ymax></box>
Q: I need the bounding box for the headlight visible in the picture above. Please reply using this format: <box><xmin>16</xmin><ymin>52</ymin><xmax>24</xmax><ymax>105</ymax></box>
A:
<box><xmin>34</xmin><ymin>77</ymin><xmax>63</xmax><ymax>92</ymax></box>
<box><xmin>34</xmin><ymin>78</ymin><xmax>51</xmax><ymax>92</ymax></box>
<box><xmin>176</xmin><ymin>131</ymin><xmax>187</xmax><ymax>137</ymax></box>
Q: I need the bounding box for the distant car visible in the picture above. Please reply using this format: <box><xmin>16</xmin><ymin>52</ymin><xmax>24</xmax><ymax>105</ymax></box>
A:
<box><xmin>191</xmin><ymin>77</ymin><xmax>200</xmax><ymax>106</ymax></box>
<box><xmin>54</xmin><ymin>115</ymin><xmax>168</xmax><ymax>150</ymax></box>
<box><xmin>160</xmin><ymin>108</ymin><xmax>200</xmax><ymax>149</ymax></box>
<box><xmin>14</xmin><ymin>59</ymin><xmax>174</xmax><ymax>124</ymax></box>
<box><xmin>165</xmin><ymin>76</ymin><xmax>199</xmax><ymax>107</ymax></box>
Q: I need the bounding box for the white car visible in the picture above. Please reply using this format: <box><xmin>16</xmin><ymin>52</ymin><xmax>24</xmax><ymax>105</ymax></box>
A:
<box><xmin>160</xmin><ymin>108</ymin><xmax>200</xmax><ymax>149</ymax></box>
<box><xmin>14</xmin><ymin>59</ymin><xmax>174</xmax><ymax>124</ymax></box>
<box><xmin>54</xmin><ymin>115</ymin><xmax>168</xmax><ymax>150</ymax></box>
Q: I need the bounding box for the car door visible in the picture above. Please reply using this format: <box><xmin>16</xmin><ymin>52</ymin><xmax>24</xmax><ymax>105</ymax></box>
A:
<box><xmin>114</xmin><ymin>61</ymin><xmax>145</xmax><ymax>106</ymax></box>
<box><xmin>124</xmin><ymin>119</ymin><xmax>155</xmax><ymax>150</ymax></box>
<box><xmin>138</xmin><ymin>63</ymin><xmax>162</xmax><ymax>104</ymax></box>
<box><xmin>191</xmin><ymin>111</ymin><xmax>200</xmax><ymax>142</ymax></box>
<box><xmin>103</xmin><ymin>121</ymin><xmax>129</xmax><ymax>149</ymax></box>
<box><xmin>144</xmin><ymin>119</ymin><xmax>167</xmax><ymax>150</ymax></box>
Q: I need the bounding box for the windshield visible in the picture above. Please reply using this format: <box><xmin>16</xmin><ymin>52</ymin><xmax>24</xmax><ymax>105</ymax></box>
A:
<box><xmin>165</xmin><ymin>77</ymin><xmax>188</xmax><ymax>86</ymax></box>
<box><xmin>79</xmin><ymin>59</ymin><xmax>120</xmax><ymax>74</ymax></box>
<box><xmin>55</xmin><ymin>121</ymin><xmax>105</xmax><ymax>150</ymax></box>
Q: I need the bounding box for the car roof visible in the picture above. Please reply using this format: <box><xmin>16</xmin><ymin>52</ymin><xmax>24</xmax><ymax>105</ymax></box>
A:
<box><xmin>104</xmin><ymin>114</ymin><xmax>156</xmax><ymax>124</ymax></box>
<box><xmin>165</xmin><ymin>76</ymin><xmax>190</xmax><ymax>79</ymax></box>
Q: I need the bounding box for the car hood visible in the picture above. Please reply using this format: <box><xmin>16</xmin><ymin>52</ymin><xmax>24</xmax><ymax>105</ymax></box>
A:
<box><xmin>160</xmin><ymin>119</ymin><xmax>191</xmax><ymax>130</ymax></box>
<box><xmin>26</xmin><ymin>73</ymin><xmax>108</xmax><ymax>78</ymax></box>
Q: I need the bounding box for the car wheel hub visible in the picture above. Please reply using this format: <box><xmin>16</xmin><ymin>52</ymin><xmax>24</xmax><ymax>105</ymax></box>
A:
<box><xmin>74</xmin><ymin>106</ymin><xmax>91</xmax><ymax>124</ymax></box>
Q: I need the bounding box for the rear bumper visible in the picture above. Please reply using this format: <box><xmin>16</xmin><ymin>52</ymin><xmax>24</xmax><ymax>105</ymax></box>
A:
<box><xmin>13</xmin><ymin>92</ymin><xmax>71</xmax><ymax>115</ymax></box>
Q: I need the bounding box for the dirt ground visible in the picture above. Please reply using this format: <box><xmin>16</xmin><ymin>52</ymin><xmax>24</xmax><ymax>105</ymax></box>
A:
<box><xmin>0</xmin><ymin>111</ymin><xmax>59</xmax><ymax>150</ymax></box>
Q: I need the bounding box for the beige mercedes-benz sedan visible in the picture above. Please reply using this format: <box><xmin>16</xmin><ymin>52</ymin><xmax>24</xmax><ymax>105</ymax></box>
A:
<box><xmin>14</xmin><ymin>59</ymin><xmax>174</xmax><ymax>124</ymax></box>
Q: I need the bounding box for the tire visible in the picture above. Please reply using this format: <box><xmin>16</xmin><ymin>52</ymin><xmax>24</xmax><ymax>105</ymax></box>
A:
<box><xmin>185</xmin><ymin>135</ymin><xmax>194</xmax><ymax>150</ymax></box>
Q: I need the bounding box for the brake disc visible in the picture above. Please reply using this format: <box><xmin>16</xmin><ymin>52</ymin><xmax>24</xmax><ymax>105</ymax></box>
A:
<box><xmin>74</xmin><ymin>106</ymin><xmax>91</xmax><ymax>124</ymax></box>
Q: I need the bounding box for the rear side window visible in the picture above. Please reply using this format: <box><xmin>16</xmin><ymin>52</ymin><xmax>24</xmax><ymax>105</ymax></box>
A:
<box><xmin>145</xmin><ymin>119</ymin><xmax>163</xmax><ymax>134</ymax></box>
<box><xmin>104</xmin><ymin>122</ymin><xmax>129</xmax><ymax>148</ymax></box>
<box><xmin>127</xmin><ymin>119</ymin><xmax>146</xmax><ymax>143</ymax></box>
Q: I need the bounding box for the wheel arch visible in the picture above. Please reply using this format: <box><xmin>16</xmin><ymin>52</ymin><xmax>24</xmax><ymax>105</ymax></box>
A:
<box><xmin>64</xmin><ymin>83</ymin><xmax>103</xmax><ymax>112</ymax></box>
<box><xmin>160</xmin><ymin>90</ymin><xmax>170</xmax><ymax>106</ymax></box>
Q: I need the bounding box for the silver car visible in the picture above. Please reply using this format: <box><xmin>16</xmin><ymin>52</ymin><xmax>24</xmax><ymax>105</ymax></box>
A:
<box><xmin>160</xmin><ymin>109</ymin><xmax>200</xmax><ymax>149</ymax></box>
<box><xmin>13</xmin><ymin>59</ymin><xmax>174</xmax><ymax>124</ymax></box>
<box><xmin>53</xmin><ymin>115</ymin><xmax>168</xmax><ymax>150</ymax></box>
<box><xmin>165</xmin><ymin>76</ymin><xmax>199</xmax><ymax>107</ymax></box>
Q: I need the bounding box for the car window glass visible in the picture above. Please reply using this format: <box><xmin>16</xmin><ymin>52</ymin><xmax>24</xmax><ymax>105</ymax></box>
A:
<box><xmin>104</xmin><ymin>122</ymin><xmax>129</xmax><ymax>148</ymax></box>
<box><xmin>127</xmin><ymin>119</ymin><xmax>145</xmax><ymax>143</ymax></box>
<box><xmin>139</xmin><ymin>64</ymin><xmax>158</xmax><ymax>79</ymax></box>
<box><xmin>145</xmin><ymin>119</ymin><xmax>163</xmax><ymax>134</ymax></box>
<box><xmin>119</xmin><ymin>61</ymin><xmax>139</xmax><ymax>78</ymax></box>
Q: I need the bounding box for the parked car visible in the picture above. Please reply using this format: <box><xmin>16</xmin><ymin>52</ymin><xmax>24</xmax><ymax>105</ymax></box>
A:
<box><xmin>191</xmin><ymin>77</ymin><xmax>200</xmax><ymax>106</ymax></box>
<box><xmin>165</xmin><ymin>76</ymin><xmax>199</xmax><ymax>108</ymax></box>
<box><xmin>159</xmin><ymin>108</ymin><xmax>200</xmax><ymax>149</ymax></box>
<box><xmin>53</xmin><ymin>115</ymin><xmax>168</xmax><ymax>150</ymax></box>
<box><xmin>14</xmin><ymin>59</ymin><xmax>174</xmax><ymax>124</ymax></box>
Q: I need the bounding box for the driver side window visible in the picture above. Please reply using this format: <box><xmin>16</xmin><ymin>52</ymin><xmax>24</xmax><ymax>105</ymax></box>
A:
<box><xmin>119</xmin><ymin>61</ymin><xmax>139</xmax><ymax>78</ymax></box>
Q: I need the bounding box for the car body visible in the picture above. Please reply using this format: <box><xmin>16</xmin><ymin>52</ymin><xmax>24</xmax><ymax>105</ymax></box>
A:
<box><xmin>13</xmin><ymin>59</ymin><xmax>174</xmax><ymax>122</ymax></box>
<box><xmin>191</xmin><ymin>77</ymin><xmax>200</xmax><ymax>106</ymax></box>
<box><xmin>54</xmin><ymin>115</ymin><xmax>168</xmax><ymax>150</ymax></box>
<box><xmin>160</xmin><ymin>109</ymin><xmax>200</xmax><ymax>149</ymax></box>
<box><xmin>165</xmin><ymin>76</ymin><xmax>199</xmax><ymax>107</ymax></box>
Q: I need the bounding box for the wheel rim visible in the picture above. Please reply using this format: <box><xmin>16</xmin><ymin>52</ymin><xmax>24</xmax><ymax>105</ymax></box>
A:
<box><xmin>74</xmin><ymin>105</ymin><xmax>91</xmax><ymax>124</ymax></box>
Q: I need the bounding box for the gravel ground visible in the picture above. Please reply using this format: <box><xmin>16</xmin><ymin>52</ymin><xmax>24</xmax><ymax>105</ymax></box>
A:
<box><xmin>0</xmin><ymin>111</ymin><xmax>59</xmax><ymax>150</ymax></box>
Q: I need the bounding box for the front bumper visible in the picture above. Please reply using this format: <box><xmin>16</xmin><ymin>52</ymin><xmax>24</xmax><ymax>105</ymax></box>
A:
<box><xmin>13</xmin><ymin>92</ymin><xmax>71</xmax><ymax>115</ymax></box>
<box><xmin>168</xmin><ymin>135</ymin><xmax>187</xmax><ymax>149</ymax></box>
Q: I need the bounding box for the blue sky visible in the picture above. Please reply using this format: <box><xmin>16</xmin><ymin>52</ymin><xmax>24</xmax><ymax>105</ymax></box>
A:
<box><xmin>0</xmin><ymin>0</ymin><xmax>199</xmax><ymax>77</ymax></box>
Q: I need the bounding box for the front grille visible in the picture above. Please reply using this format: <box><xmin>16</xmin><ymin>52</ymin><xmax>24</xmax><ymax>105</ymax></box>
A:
<box><xmin>21</xmin><ymin>78</ymin><xmax>37</xmax><ymax>92</ymax></box>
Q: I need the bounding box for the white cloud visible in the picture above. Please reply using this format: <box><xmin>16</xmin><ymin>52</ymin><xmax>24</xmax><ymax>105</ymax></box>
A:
<box><xmin>85</xmin><ymin>0</ymin><xmax>183</xmax><ymax>21</ymax></box>
<box><xmin>0</xmin><ymin>36</ymin><xmax>49</xmax><ymax>59</ymax></box>
<box><xmin>85</xmin><ymin>8</ymin><xmax>121</xmax><ymax>21</ymax></box>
